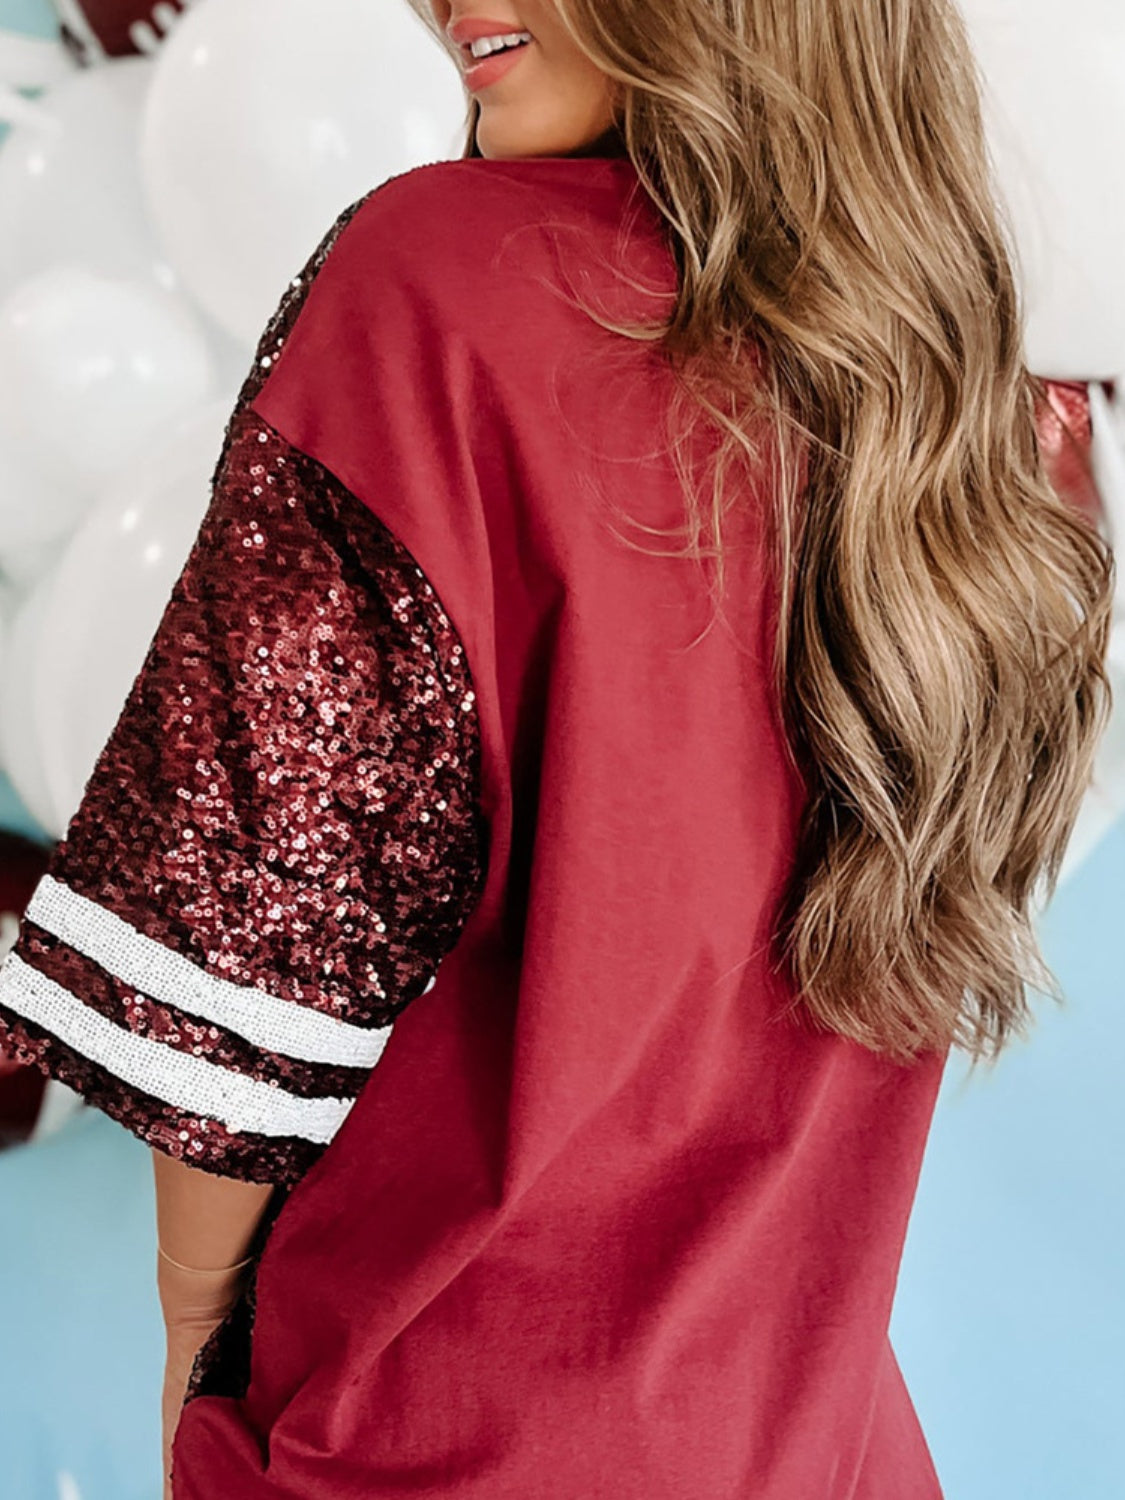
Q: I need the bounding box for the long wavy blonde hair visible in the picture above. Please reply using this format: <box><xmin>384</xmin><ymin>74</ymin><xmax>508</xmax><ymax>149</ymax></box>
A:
<box><xmin>411</xmin><ymin>0</ymin><xmax>1115</xmax><ymax>1067</ymax></box>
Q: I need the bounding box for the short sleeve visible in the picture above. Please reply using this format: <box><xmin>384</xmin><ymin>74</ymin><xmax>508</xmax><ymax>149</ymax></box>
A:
<box><xmin>0</xmin><ymin>192</ymin><xmax>488</xmax><ymax>1188</ymax></box>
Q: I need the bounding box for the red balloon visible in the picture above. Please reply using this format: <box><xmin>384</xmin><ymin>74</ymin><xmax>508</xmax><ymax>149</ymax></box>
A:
<box><xmin>1035</xmin><ymin>378</ymin><xmax>1110</xmax><ymax>531</ymax></box>
<box><xmin>0</xmin><ymin>830</ymin><xmax>53</xmax><ymax>1148</ymax></box>
<box><xmin>52</xmin><ymin>0</ymin><xmax>189</xmax><ymax>65</ymax></box>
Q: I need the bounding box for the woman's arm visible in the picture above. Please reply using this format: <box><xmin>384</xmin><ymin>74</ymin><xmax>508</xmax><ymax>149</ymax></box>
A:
<box><xmin>153</xmin><ymin>1146</ymin><xmax>276</xmax><ymax>1332</ymax></box>
<box><xmin>153</xmin><ymin>1151</ymin><xmax>276</xmax><ymax>1498</ymax></box>
<box><xmin>153</xmin><ymin>1149</ymin><xmax>276</xmax><ymax>1280</ymax></box>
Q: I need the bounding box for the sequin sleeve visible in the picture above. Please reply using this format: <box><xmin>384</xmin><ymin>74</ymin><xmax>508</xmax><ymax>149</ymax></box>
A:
<box><xmin>0</xmin><ymin>191</ymin><xmax>488</xmax><ymax>1189</ymax></box>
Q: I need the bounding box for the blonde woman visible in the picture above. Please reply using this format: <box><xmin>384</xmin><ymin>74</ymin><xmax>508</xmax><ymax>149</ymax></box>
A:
<box><xmin>0</xmin><ymin>2</ymin><xmax>1112</xmax><ymax>1496</ymax></box>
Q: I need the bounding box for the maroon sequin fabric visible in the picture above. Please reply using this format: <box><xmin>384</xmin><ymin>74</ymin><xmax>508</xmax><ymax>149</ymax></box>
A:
<box><xmin>0</xmin><ymin>192</ymin><xmax>488</xmax><ymax>1194</ymax></box>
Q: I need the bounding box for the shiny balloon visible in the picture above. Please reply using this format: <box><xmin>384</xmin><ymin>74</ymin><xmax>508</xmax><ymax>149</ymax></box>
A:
<box><xmin>139</xmin><ymin>0</ymin><xmax>467</xmax><ymax>344</ymax></box>
<box><xmin>0</xmin><ymin>56</ymin><xmax>177</xmax><ymax>301</ymax></box>
<box><xmin>0</xmin><ymin>570</ymin><xmax>64</xmax><ymax>838</ymax></box>
<box><xmin>0</xmin><ymin>429</ymin><xmax>83</xmax><ymax>573</ymax></box>
<box><xmin>0</xmin><ymin>266</ymin><xmax>215</xmax><ymax>493</ymax></box>
<box><xmin>959</xmin><ymin>0</ymin><xmax>1125</xmax><ymax>378</ymax></box>
<box><xmin>30</xmin><ymin>395</ymin><xmax>235</xmax><ymax>831</ymax></box>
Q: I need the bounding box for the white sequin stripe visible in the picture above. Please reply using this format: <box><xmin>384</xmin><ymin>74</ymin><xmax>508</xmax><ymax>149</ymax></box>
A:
<box><xmin>24</xmin><ymin>873</ymin><xmax>417</xmax><ymax>1069</ymax></box>
<box><xmin>0</xmin><ymin>951</ymin><xmax>364</xmax><ymax>1143</ymax></box>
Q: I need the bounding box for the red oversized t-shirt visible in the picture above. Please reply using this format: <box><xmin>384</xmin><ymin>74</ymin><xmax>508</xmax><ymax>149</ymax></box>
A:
<box><xmin>0</xmin><ymin>156</ymin><xmax>948</xmax><ymax>1498</ymax></box>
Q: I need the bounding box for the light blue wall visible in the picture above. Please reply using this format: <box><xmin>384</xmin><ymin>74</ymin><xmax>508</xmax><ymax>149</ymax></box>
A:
<box><xmin>1</xmin><ymin>0</ymin><xmax>51</xmax><ymax>34</ymax></box>
<box><xmin>892</xmin><ymin>820</ymin><xmax>1125</xmax><ymax>1500</ymax></box>
<box><xmin>0</xmin><ymin>2</ymin><xmax>1121</xmax><ymax>1497</ymax></box>
<box><xmin>0</xmin><ymin>1111</ymin><xmax>161</xmax><ymax>1500</ymax></box>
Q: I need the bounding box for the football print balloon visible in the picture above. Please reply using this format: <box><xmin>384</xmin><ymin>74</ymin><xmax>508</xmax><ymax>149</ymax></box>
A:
<box><xmin>51</xmin><ymin>0</ymin><xmax>190</xmax><ymax>65</ymax></box>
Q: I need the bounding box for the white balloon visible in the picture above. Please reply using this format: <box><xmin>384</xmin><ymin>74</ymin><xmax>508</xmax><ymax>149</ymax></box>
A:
<box><xmin>0</xmin><ymin>566</ymin><xmax>66</xmax><ymax>838</ymax></box>
<box><xmin>0</xmin><ymin>84</ymin><xmax>57</xmax><ymax>132</ymax></box>
<box><xmin>0</xmin><ymin>29</ymin><xmax>72</xmax><ymax>91</ymax></box>
<box><xmin>0</xmin><ymin>560</ymin><xmax>21</xmax><ymax>624</ymax></box>
<box><xmin>0</xmin><ymin>531</ymin><xmax>70</xmax><ymax>598</ymax></box>
<box><xmin>0</xmin><ymin>266</ymin><xmax>216</xmax><ymax>492</ymax></box>
<box><xmin>140</xmin><ymin>0</ymin><xmax>467</xmax><ymax>343</ymax></box>
<box><xmin>0</xmin><ymin>431</ymin><xmax>86</xmax><ymax>565</ymax></box>
<box><xmin>0</xmin><ymin>56</ymin><xmax>178</xmax><ymax>300</ymax></box>
<box><xmin>0</xmin><ymin>31</ymin><xmax>70</xmax><ymax>134</ymax></box>
<box><xmin>32</xmin><ymin>395</ymin><xmax>236</xmax><ymax>831</ymax></box>
<box><xmin>958</xmin><ymin>0</ymin><xmax>1125</xmax><ymax>378</ymax></box>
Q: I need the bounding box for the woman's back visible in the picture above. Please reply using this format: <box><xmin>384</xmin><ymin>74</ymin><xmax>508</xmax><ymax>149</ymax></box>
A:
<box><xmin>164</xmin><ymin>157</ymin><xmax>949</xmax><ymax>1497</ymax></box>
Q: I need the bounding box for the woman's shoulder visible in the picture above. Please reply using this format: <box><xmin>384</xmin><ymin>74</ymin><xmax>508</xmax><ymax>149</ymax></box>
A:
<box><xmin>359</xmin><ymin>154</ymin><xmax>637</xmax><ymax>221</ymax></box>
<box><xmin>278</xmin><ymin>154</ymin><xmax>661</xmax><ymax>368</ymax></box>
<box><xmin>336</xmin><ymin>156</ymin><xmax>642</xmax><ymax>287</ymax></box>
<box><xmin>273</xmin><ymin>156</ymin><xmax>639</xmax><ymax>354</ymax></box>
